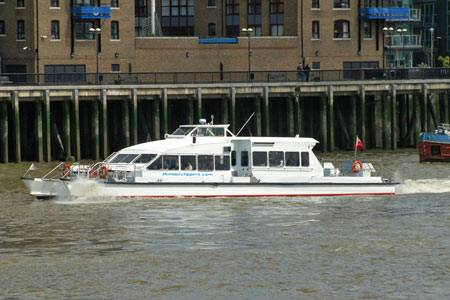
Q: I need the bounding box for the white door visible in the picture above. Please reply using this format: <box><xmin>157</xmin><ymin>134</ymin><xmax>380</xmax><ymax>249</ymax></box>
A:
<box><xmin>231</xmin><ymin>140</ymin><xmax>252</xmax><ymax>177</ymax></box>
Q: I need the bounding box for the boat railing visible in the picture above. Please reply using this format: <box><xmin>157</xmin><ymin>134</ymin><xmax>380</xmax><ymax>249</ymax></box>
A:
<box><xmin>42</xmin><ymin>162</ymin><xmax>65</xmax><ymax>179</ymax></box>
<box><xmin>321</xmin><ymin>159</ymin><xmax>388</xmax><ymax>178</ymax></box>
<box><xmin>101</xmin><ymin>163</ymin><xmax>138</xmax><ymax>183</ymax></box>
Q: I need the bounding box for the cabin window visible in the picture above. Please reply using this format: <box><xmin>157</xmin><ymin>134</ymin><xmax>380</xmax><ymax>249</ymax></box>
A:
<box><xmin>198</xmin><ymin>155</ymin><xmax>214</xmax><ymax>171</ymax></box>
<box><xmin>231</xmin><ymin>151</ymin><xmax>236</xmax><ymax>166</ymax></box>
<box><xmin>285</xmin><ymin>152</ymin><xmax>300</xmax><ymax>167</ymax></box>
<box><xmin>211</xmin><ymin>128</ymin><xmax>225</xmax><ymax>136</ymax></box>
<box><xmin>134</xmin><ymin>154</ymin><xmax>157</xmax><ymax>163</ymax></box>
<box><xmin>181</xmin><ymin>155</ymin><xmax>196</xmax><ymax>170</ymax></box>
<box><xmin>252</xmin><ymin>151</ymin><xmax>267</xmax><ymax>167</ymax></box>
<box><xmin>110</xmin><ymin>153</ymin><xmax>138</xmax><ymax>163</ymax></box>
<box><xmin>147</xmin><ymin>156</ymin><xmax>162</xmax><ymax>170</ymax></box>
<box><xmin>215</xmin><ymin>155</ymin><xmax>230</xmax><ymax>170</ymax></box>
<box><xmin>301</xmin><ymin>152</ymin><xmax>310</xmax><ymax>167</ymax></box>
<box><xmin>163</xmin><ymin>155</ymin><xmax>179</xmax><ymax>170</ymax></box>
<box><xmin>269</xmin><ymin>151</ymin><xmax>284</xmax><ymax>167</ymax></box>
<box><xmin>197</xmin><ymin>128</ymin><xmax>215</xmax><ymax>137</ymax></box>
<box><xmin>172</xmin><ymin>126</ymin><xmax>195</xmax><ymax>135</ymax></box>
<box><xmin>241</xmin><ymin>151</ymin><xmax>249</xmax><ymax>166</ymax></box>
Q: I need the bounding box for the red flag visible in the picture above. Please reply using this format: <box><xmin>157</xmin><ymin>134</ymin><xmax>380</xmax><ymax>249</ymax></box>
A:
<box><xmin>353</xmin><ymin>136</ymin><xmax>363</xmax><ymax>151</ymax></box>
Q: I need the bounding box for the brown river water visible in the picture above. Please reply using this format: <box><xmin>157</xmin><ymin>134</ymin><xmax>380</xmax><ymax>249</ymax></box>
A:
<box><xmin>0</xmin><ymin>149</ymin><xmax>449</xmax><ymax>299</ymax></box>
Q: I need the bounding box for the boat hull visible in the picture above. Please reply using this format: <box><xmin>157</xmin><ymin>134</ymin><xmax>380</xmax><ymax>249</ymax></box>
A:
<box><xmin>418</xmin><ymin>133</ymin><xmax>450</xmax><ymax>162</ymax></box>
<box><xmin>22</xmin><ymin>178</ymin><xmax>396</xmax><ymax>199</ymax></box>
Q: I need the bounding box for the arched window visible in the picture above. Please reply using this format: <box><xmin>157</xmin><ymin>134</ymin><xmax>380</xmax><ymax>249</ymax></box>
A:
<box><xmin>334</xmin><ymin>20</ymin><xmax>349</xmax><ymax>38</ymax></box>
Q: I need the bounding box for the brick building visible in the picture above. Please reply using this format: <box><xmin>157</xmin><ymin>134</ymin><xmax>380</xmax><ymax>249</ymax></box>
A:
<box><xmin>0</xmin><ymin>1</ymin><xmax>421</xmax><ymax>82</ymax></box>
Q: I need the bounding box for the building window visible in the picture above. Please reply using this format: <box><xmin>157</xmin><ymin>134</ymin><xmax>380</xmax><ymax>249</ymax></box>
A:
<box><xmin>51</xmin><ymin>20</ymin><xmax>60</xmax><ymax>39</ymax></box>
<box><xmin>74</xmin><ymin>0</ymin><xmax>94</xmax><ymax>6</ymax></box>
<box><xmin>208</xmin><ymin>0</ymin><xmax>215</xmax><ymax>6</ymax></box>
<box><xmin>0</xmin><ymin>21</ymin><xmax>5</xmax><ymax>35</ymax></box>
<box><xmin>17</xmin><ymin>20</ymin><xmax>25</xmax><ymax>40</ymax></box>
<box><xmin>111</xmin><ymin>64</ymin><xmax>120</xmax><ymax>72</ymax></box>
<box><xmin>312</xmin><ymin>62</ymin><xmax>320</xmax><ymax>69</ymax></box>
<box><xmin>75</xmin><ymin>21</ymin><xmax>94</xmax><ymax>39</ymax></box>
<box><xmin>270</xmin><ymin>0</ymin><xmax>283</xmax><ymax>36</ymax></box>
<box><xmin>334</xmin><ymin>20</ymin><xmax>349</xmax><ymax>38</ymax></box>
<box><xmin>111</xmin><ymin>0</ymin><xmax>119</xmax><ymax>7</ymax></box>
<box><xmin>271</xmin><ymin>25</ymin><xmax>283</xmax><ymax>36</ymax></box>
<box><xmin>334</xmin><ymin>0</ymin><xmax>349</xmax><ymax>8</ymax></box>
<box><xmin>17</xmin><ymin>0</ymin><xmax>24</xmax><ymax>7</ymax></box>
<box><xmin>248</xmin><ymin>0</ymin><xmax>261</xmax><ymax>36</ymax></box>
<box><xmin>312</xmin><ymin>21</ymin><xmax>320</xmax><ymax>39</ymax></box>
<box><xmin>363</xmin><ymin>21</ymin><xmax>371</xmax><ymax>38</ymax></box>
<box><xmin>226</xmin><ymin>0</ymin><xmax>239</xmax><ymax>37</ymax></box>
<box><xmin>312</xmin><ymin>0</ymin><xmax>319</xmax><ymax>9</ymax></box>
<box><xmin>135</xmin><ymin>0</ymin><xmax>148</xmax><ymax>37</ymax></box>
<box><xmin>50</xmin><ymin>0</ymin><xmax>59</xmax><ymax>7</ymax></box>
<box><xmin>208</xmin><ymin>23</ymin><xmax>216</xmax><ymax>36</ymax></box>
<box><xmin>111</xmin><ymin>21</ymin><xmax>119</xmax><ymax>39</ymax></box>
<box><xmin>364</xmin><ymin>0</ymin><xmax>371</xmax><ymax>7</ymax></box>
<box><xmin>161</xmin><ymin>0</ymin><xmax>195</xmax><ymax>36</ymax></box>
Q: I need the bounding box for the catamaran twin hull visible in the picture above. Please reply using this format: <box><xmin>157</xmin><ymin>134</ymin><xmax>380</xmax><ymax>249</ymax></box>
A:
<box><xmin>22</xmin><ymin>177</ymin><xmax>396</xmax><ymax>200</ymax></box>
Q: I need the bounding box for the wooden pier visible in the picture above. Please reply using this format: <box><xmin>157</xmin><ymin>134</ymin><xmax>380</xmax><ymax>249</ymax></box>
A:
<box><xmin>1</xmin><ymin>79</ymin><xmax>450</xmax><ymax>163</ymax></box>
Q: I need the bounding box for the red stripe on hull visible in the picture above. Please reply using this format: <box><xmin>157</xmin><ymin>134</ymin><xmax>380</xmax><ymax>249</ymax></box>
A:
<box><xmin>124</xmin><ymin>192</ymin><xmax>395</xmax><ymax>198</ymax></box>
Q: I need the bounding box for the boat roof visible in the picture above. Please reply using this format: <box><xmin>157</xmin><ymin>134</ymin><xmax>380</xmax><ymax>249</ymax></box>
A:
<box><xmin>121</xmin><ymin>123</ymin><xmax>318</xmax><ymax>154</ymax></box>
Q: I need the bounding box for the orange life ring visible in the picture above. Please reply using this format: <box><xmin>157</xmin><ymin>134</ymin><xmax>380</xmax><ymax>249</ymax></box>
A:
<box><xmin>99</xmin><ymin>166</ymin><xmax>108</xmax><ymax>179</ymax></box>
<box><xmin>62</xmin><ymin>164</ymin><xmax>71</xmax><ymax>178</ymax></box>
<box><xmin>352</xmin><ymin>161</ymin><xmax>363</xmax><ymax>173</ymax></box>
<box><xmin>89</xmin><ymin>169</ymin><xmax>98</xmax><ymax>178</ymax></box>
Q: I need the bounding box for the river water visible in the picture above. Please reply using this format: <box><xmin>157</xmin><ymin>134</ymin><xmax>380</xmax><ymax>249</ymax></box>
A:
<box><xmin>0</xmin><ymin>150</ymin><xmax>449</xmax><ymax>299</ymax></box>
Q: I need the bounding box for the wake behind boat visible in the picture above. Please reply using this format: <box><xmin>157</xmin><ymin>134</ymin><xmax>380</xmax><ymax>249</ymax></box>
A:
<box><xmin>22</xmin><ymin>120</ymin><xmax>396</xmax><ymax>199</ymax></box>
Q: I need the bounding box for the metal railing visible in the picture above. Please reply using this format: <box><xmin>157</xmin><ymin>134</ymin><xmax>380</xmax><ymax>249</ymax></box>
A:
<box><xmin>1</xmin><ymin>68</ymin><xmax>450</xmax><ymax>86</ymax></box>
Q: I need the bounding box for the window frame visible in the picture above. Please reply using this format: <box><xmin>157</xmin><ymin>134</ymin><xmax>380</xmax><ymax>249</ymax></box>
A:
<box><xmin>312</xmin><ymin>0</ymin><xmax>319</xmax><ymax>9</ymax></box>
<box><xmin>111</xmin><ymin>21</ymin><xmax>119</xmax><ymax>40</ymax></box>
<box><xmin>111</xmin><ymin>0</ymin><xmax>119</xmax><ymax>8</ymax></box>
<box><xmin>51</xmin><ymin>20</ymin><xmax>60</xmax><ymax>40</ymax></box>
<box><xmin>17</xmin><ymin>20</ymin><xmax>25</xmax><ymax>40</ymax></box>
<box><xmin>17</xmin><ymin>0</ymin><xmax>25</xmax><ymax>8</ymax></box>
<box><xmin>208</xmin><ymin>23</ymin><xmax>216</xmax><ymax>36</ymax></box>
<box><xmin>334</xmin><ymin>20</ymin><xmax>350</xmax><ymax>39</ymax></box>
<box><xmin>312</xmin><ymin>21</ymin><xmax>320</xmax><ymax>39</ymax></box>
<box><xmin>333</xmin><ymin>0</ymin><xmax>349</xmax><ymax>9</ymax></box>
<box><xmin>0</xmin><ymin>20</ymin><xmax>5</xmax><ymax>35</ymax></box>
<box><xmin>75</xmin><ymin>21</ymin><xmax>95</xmax><ymax>40</ymax></box>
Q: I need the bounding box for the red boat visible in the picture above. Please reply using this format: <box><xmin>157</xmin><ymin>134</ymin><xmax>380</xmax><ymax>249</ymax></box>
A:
<box><xmin>418</xmin><ymin>124</ymin><xmax>450</xmax><ymax>162</ymax></box>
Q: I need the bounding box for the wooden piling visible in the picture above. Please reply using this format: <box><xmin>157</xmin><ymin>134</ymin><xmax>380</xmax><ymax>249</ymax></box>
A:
<box><xmin>92</xmin><ymin>99</ymin><xmax>100</xmax><ymax>161</ymax></box>
<box><xmin>390</xmin><ymin>84</ymin><xmax>397</xmax><ymax>150</ymax></box>
<box><xmin>422</xmin><ymin>83</ymin><xmax>428</xmax><ymax>132</ymax></box>
<box><xmin>328</xmin><ymin>86</ymin><xmax>334</xmax><ymax>152</ymax></box>
<box><xmin>255</xmin><ymin>97</ymin><xmax>262</xmax><ymax>136</ymax></box>
<box><xmin>0</xmin><ymin>101</ymin><xmax>8</xmax><ymax>163</ymax></box>
<box><xmin>123</xmin><ymin>98</ymin><xmax>130</xmax><ymax>147</ymax></box>
<box><xmin>131</xmin><ymin>89</ymin><xmax>138</xmax><ymax>145</ymax></box>
<box><xmin>101</xmin><ymin>89</ymin><xmax>108</xmax><ymax>159</ymax></box>
<box><xmin>196</xmin><ymin>87</ymin><xmax>202</xmax><ymax>121</ymax></box>
<box><xmin>162</xmin><ymin>88</ymin><xmax>168</xmax><ymax>135</ymax></box>
<box><xmin>35</xmin><ymin>99</ymin><xmax>43</xmax><ymax>162</ymax></box>
<box><xmin>152</xmin><ymin>99</ymin><xmax>160</xmax><ymax>140</ymax></box>
<box><xmin>73</xmin><ymin>90</ymin><xmax>81</xmax><ymax>161</ymax></box>
<box><xmin>320</xmin><ymin>95</ymin><xmax>327</xmax><ymax>152</ymax></box>
<box><xmin>264</xmin><ymin>86</ymin><xmax>270</xmax><ymax>136</ymax></box>
<box><xmin>359</xmin><ymin>85</ymin><xmax>366</xmax><ymax>149</ymax></box>
<box><xmin>230</xmin><ymin>87</ymin><xmax>236</xmax><ymax>133</ymax></box>
<box><xmin>12</xmin><ymin>91</ymin><xmax>20</xmax><ymax>162</ymax></box>
<box><xmin>288</xmin><ymin>96</ymin><xmax>295</xmax><ymax>137</ymax></box>
<box><xmin>294</xmin><ymin>90</ymin><xmax>303</xmax><ymax>137</ymax></box>
<box><xmin>44</xmin><ymin>90</ymin><xmax>51</xmax><ymax>162</ymax></box>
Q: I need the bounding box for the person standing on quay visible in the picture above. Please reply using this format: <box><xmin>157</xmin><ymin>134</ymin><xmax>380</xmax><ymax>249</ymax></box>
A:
<box><xmin>304</xmin><ymin>64</ymin><xmax>311</xmax><ymax>82</ymax></box>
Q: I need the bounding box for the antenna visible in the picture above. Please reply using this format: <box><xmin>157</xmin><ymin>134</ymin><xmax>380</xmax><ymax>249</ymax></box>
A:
<box><xmin>236</xmin><ymin>112</ymin><xmax>255</xmax><ymax>136</ymax></box>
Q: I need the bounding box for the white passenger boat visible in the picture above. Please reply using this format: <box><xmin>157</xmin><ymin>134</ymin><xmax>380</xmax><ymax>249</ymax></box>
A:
<box><xmin>22</xmin><ymin>120</ymin><xmax>396</xmax><ymax>199</ymax></box>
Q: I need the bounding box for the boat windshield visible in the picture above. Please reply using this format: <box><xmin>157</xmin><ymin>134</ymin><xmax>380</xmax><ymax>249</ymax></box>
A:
<box><xmin>133</xmin><ymin>153</ymin><xmax>157</xmax><ymax>164</ymax></box>
<box><xmin>171</xmin><ymin>126</ymin><xmax>195</xmax><ymax>136</ymax></box>
<box><xmin>192</xmin><ymin>127</ymin><xmax>225</xmax><ymax>137</ymax></box>
<box><xmin>109</xmin><ymin>153</ymin><xmax>139</xmax><ymax>163</ymax></box>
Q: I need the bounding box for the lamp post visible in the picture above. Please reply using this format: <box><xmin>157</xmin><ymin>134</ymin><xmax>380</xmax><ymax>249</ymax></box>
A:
<box><xmin>89</xmin><ymin>27</ymin><xmax>101</xmax><ymax>84</ymax></box>
<box><xmin>241</xmin><ymin>27</ymin><xmax>253</xmax><ymax>82</ymax></box>
<box><xmin>429</xmin><ymin>27</ymin><xmax>434</xmax><ymax>68</ymax></box>
<box><xmin>382</xmin><ymin>26</ymin><xmax>394</xmax><ymax>70</ymax></box>
<box><xmin>397</xmin><ymin>27</ymin><xmax>407</xmax><ymax>67</ymax></box>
